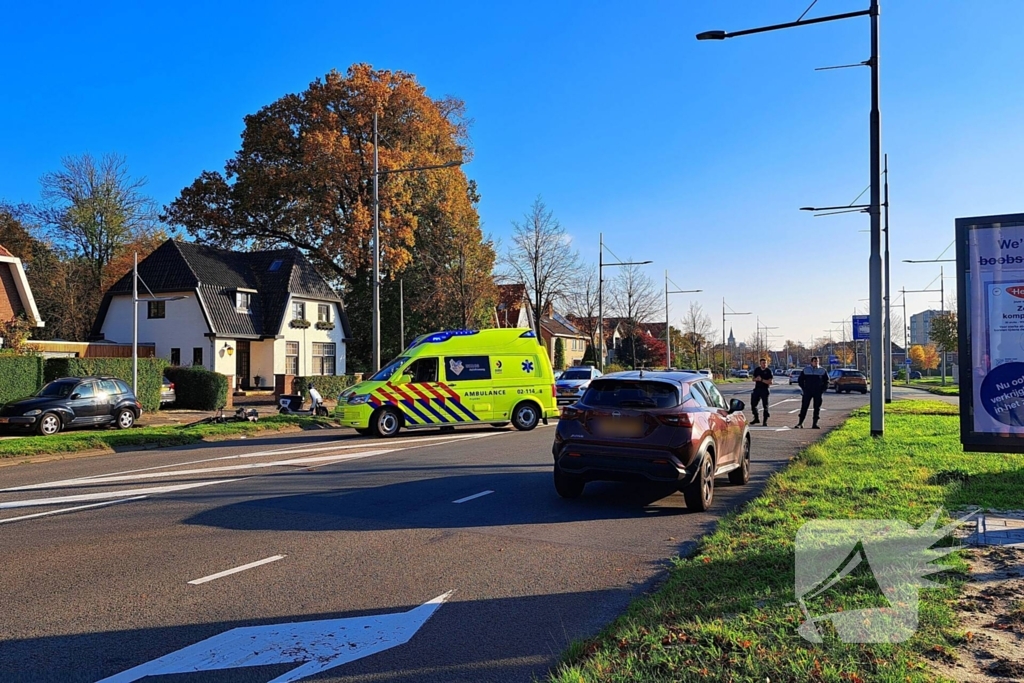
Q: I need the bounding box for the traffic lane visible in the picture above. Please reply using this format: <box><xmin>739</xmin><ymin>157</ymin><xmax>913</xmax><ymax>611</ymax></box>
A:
<box><xmin>0</xmin><ymin>401</ymin><xmax>866</xmax><ymax>683</ymax></box>
<box><xmin>0</xmin><ymin>428</ymin><xmax>661</xmax><ymax>683</ymax></box>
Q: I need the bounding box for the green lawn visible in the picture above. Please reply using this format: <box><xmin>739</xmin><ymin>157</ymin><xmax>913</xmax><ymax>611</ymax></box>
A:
<box><xmin>0</xmin><ymin>415</ymin><xmax>341</xmax><ymax>459</ymax></box>
<box><xmin>548</xmin><ymin>400</ymin><xmax>1022</xmax><ymax>683</ymax></box>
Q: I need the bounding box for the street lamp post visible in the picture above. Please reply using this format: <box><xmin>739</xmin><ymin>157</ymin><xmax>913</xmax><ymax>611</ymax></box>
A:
<box><xmin>901</xmin><ymin>261</ymin><xmax>953</xmax><ymax>385</ymax></box>
<box><xmin>132</xmin><ymin>252</ymin><xmax>187</xmax><ymax>394</ymax></box>
<box><xmin>721</xmin><ymin>299</ymin><xmax>751</xmax><ymax>376</ymax></box>
<box><xmin>699</xmin><ymin>0</ymin><xmax>884</xmax><ymax>435</ymax></box>
<box><xmin>371</xmin><ymin>112</ymin><xmax>463</xmax><ymax>371</ymax></box>
<box><xmin>664</xmin><ymin>271</ymin><xmax>701</xmax><ymax>369</ymax></box>
<box><xmin>596</xmin><ymin>232</ymin><xmax>652</xmax><ymax>371</ymax></box>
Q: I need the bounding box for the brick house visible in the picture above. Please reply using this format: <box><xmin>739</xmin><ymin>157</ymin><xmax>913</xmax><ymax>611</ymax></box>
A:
<box><xmin>0</xmin><ymin>244</ymin><xmax>44</xmax><ymax>335</ymax></box>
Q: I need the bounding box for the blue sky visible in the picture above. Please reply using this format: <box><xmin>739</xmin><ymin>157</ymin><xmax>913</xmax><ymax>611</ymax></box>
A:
<box><xmin>2</xmin><ymin>0</ymin><xmax>1022</xmax><ymax>347</ymax></box>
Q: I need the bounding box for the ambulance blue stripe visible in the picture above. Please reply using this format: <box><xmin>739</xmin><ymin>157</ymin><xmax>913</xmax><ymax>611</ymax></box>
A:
<box><xmin>434</xmin><ymin>400</ymin><xmax>467</xmax><ymax>423</ymax></box>
<box><xmin>418</xmin><ymin>400</ymin><xmax>454</xmax><ymax>423</ymax></box>
<box><xmin>401</xmin><ymin>401</ymin><xmax>432</xmax><ymax>424</ymax></box>
<box><xmin>448</xmin><ymin>400</ymin><xmax>479</xmax><ymax>421</ymax></box>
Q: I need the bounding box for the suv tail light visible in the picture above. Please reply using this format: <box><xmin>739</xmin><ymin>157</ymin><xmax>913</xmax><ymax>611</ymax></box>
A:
<box><xmin>658</xmin><ymin>412</ymin><xmax>693</xmax><ymax>427</ymax></box>
<box><xmin>169</xmin><ymin>382</ymin><xmax>175</xmax><ymax>390</ymax></box>
<box><xmin>561</xmin><ymin>406</ymin><xmax>584</xmax><ymax>421</ymax></box>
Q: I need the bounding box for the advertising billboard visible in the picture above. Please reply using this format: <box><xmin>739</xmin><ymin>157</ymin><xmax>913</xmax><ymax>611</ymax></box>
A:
<box><xmin>957</xmin><ymin>212</ymin><xmax>1024</xmax><ymax>452</ymax></box>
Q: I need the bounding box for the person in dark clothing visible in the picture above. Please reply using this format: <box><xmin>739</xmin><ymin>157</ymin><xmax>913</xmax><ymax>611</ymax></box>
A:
<box><xmin>750</xmin><ymin>357</ymin><xmax>773</xmax><ymax>425</ymax></box>
<box><xmin>796</xmin><ymin>356</ymin><xmax>829</xmax><ymax>428</ymax></box>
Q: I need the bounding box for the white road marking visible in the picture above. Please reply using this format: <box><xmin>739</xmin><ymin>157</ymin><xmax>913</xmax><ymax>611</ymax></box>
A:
<box><xmin>748</xmin><ymin>426</ymin><xmax>791</xmax><ymax>432</ymax></box>
<box><xmin>0</xmin><ymin>479</ymin><xmax>240</xmax><ymax>510</ymax></box>
<box><xmin>0</xmin><ymin>496</ymin><xmax>147</xmax><ymax>524</ymax></box>
<box><xmin>2</xmin><ymin>432</ymin><xmax>503</xmax><ymax>492</ymax></box>
<box><xmin>188</xmin><ymin>555</ymin><xmax>286</xmax><ymax>585</ymax></box>
<box><xmin>788</xmin><ymin>407</ymin><xmax>829</xmax><ymax>414</ymax></box>
<box><xmin>452</xmin><ymin>490</ymin><xmax>494</xmax><ymax>504</ymax></box>
<box><xmin>96</xmin><ymin>591</ymin><xmax>454</xmax><ymax>683</ymax></box>
<box><xmin>768</xmin><ymin>398</ymin><xmax>800</xmax><ymax>408</ymax></box>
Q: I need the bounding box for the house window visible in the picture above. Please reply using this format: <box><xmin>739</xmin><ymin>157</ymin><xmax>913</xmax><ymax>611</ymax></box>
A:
<box><xmin>312</xmin><ymin>342</ymin><xmax>336</xmax><ymax>375</ymax></box>
<box><xmin>147</xmin><ymin>301</ymin><xmax>165</xmax><ymax>319</ymax></box>
<box><xmin>285</xmin><ymin>341</ymin><xmax>299</xmax><ymax>375</ymax></box>
<box><xmin>318</xmin><ymin>303</ymin><xmax>331</xmax><ymax>323</ymax></box>
<box><xmin>192</xmin><ymin>347</ymin><xmax>203</xmax><ymax>367</ymax></box>
<box><xmin>236</xmin><ymin>292</ymin><xmax>252</xmax><ymax>312</ymax></box>
<box><xmin>292</xmin><ymin>301</ymin><xmax>305</xmax><ymax>321</ymax></box>
<box><xmin>170</xmin><ymin>348</ymin><xmax>180</xmax><ymax>366</ymax></box>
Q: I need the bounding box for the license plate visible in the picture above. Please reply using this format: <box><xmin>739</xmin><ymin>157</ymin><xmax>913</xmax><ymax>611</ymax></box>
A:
<box><xmin>597</xmin><ymin>418</ymin><xmax>643</xmax><ymax>437</ymax></box>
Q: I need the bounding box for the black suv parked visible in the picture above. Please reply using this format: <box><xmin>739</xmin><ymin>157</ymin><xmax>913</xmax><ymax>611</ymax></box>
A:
<box><xmin>0</xmin><ymin>376</ymin><xmax>142</xmax><ymax>436</ymax></box>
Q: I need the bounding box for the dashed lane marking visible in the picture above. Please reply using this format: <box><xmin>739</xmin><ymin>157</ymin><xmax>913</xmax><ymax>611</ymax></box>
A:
<box><xmin>453</xmin><ymin>490</ymin><xmax>494</xmax><ymax>504</ymax></box>
<box><xmin>188</xmin><ymin>555</ymin><xmax>286</xmax><ymax>585</ymax></box>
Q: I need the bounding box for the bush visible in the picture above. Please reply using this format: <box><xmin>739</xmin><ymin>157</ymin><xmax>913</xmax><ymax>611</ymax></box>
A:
<box><xmin>0</xmin><ymin>354</ymin><xmax>45</xmax><ymax>405</ymax></box>
<box><xmin>44</xmin><ymin>357</ymin><xmax>168</xmax><ymax>412</ymax></box>
<box><xmin>603</xmin><ymin>363</ymin><xmax>628</xmax><ymax>373</ymax></box>
<box><xmin>165</xmin><ymin>366</ymin><xmax>229</xmax><ymax>410</ymax></box>
<box><xmin>295</xmin><ymin>375</ymin><xmax>358</xmax><ymax>401</ymax></box>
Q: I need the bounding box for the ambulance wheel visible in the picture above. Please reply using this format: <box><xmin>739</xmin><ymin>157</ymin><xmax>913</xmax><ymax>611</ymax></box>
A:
<box><xmin>511</xmin><ymin>402</ymin><xmax>540</xmax><ymax>431</ymax></box>
<box><xmin>371</xmin><ymin>407</ymin><xmax>402</xmax><ymax>438</ymax></box>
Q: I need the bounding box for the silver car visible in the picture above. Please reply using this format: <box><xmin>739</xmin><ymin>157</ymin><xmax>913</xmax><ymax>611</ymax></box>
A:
<box><xmin>555</xmin><ymin>366</ymin><xmax>602</xmax><ymax>404</ymax></box>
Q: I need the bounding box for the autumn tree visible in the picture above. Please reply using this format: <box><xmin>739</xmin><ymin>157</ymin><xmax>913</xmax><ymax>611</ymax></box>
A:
<box><xmin>609</xmin><ymin>262</ymin><xmax>659</xmax><ymax>369</ymax></box>
<box><xmin>502</xmin><ymin>197</ymin><xmax>579</xmax><ymax>343</ymax></box>
<box><xmin>163</xmin><ymin>65</ymin><xmax>481</xmax><ymax>369</ymax></box>
<box><xmin>909</xmin><ymin>344</ymin><xmax>940</xmax><ymax>373</ymax></box>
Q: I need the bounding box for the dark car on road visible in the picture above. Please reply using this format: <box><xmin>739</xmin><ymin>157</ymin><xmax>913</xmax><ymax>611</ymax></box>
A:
<box><xmin>829</xmin><ymin>368</ymin><xmax>868</xmax><ymax>394</ymax></box>
<box><xmin>0</xmin><ymin>376</ymin><xmax>142</xmax><ymax>436</ymax></box>
<box><xmin>552</xmin><ymin>371</ymin><xmax>750</xmax><ymax>511</ymax></box>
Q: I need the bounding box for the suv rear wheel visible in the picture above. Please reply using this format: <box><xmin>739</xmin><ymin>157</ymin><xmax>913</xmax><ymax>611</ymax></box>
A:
<box><xmin>553</xmin><ymin>464</ymin><xmax>585</xmax><ymax>499</ymax></box>
<box><xmin>683</xmin><ymin>449</ymin><xmax>715</xmax><ymax>511</ymax></box>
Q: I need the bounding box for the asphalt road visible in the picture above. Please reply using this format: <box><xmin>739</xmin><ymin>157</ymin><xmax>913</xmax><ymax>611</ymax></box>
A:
<box><xmin>0</xmin><ymin>382</ymin><xmax>893</xmax><ymax>682</ymax></box>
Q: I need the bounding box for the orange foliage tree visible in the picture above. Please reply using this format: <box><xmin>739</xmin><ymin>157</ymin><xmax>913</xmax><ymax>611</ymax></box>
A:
<box><xmin>163</xmin><ymin>64</ymin><xmax>491</xmax><ymax>368</ymax></box>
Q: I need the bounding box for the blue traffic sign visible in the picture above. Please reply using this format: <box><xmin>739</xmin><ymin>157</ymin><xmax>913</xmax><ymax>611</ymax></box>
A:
<box><xmin>828</xmin><ymin>355</ymin><xmax>840</xmax><ymax>364</ymax></box>
<box><xmin>905</xmin><ymin>358</ymin><xmax>913</xmax><ymax>365</ymax></box>
<box><xmin>853</xmin><ymin>315</ymin><xmax>870</xmax><ymax>341</ymax></box>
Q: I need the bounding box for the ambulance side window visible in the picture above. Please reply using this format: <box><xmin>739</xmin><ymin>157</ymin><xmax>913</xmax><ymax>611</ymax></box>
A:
<box><xmin>407</xmin><ymin>358</ymin><xmax>438</xmax><ymax>383</ymax></box>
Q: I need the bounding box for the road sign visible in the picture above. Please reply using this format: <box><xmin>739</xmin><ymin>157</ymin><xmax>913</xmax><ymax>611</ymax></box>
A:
<box><xmin>98</xmin><ymin>591</ymin><xmax>454</xmax><ymax>683</ymax></box>
<box><xmin>905</xmin><ymin>358</ymin><xmax>913</xmax><ymax>365</ymax></box>
<box><xmin>853</xmin><ymin>315</ymin><xmax>870</xmax><ymax>341</ymax></box>
<box><xmin>828</xmin><ymin>355</ymin><xmax>840</xmax><ymax>365</ymax></box>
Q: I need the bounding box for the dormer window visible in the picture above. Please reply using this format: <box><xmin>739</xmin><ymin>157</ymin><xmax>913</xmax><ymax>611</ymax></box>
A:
<box><xmin>236</xmin><ymin>292</ymin><xmax>252</xmax><ymax>312</ymax></box>
<box><xmin>269</xmin><ymin>259</ymin><xmax>283</xmax><ymax>272</ymax></box>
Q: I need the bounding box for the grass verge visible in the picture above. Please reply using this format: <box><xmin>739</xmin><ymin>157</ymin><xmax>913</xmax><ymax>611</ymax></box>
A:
<box><xmin>907</xmin><ymin>380</ymin><xmax>960</xmax><ymax>397</ymax></box>
<box><xmin>548</xmin><ymin>399</ymin><xmax>1023</xmax><ymax>683</ymax></box>
<box><xmin>0</xmin><ymin>415</ymin><xmax>341</xmax><ymax>460</ymax></box>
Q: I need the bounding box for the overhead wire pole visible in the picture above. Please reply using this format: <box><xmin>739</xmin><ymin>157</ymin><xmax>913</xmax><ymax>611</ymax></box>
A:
<box><xmin>598</xmin><ymin>234</ymin><xmax>652</xmax><ymax>371</ymax></box>
<box><xmin>883</xmin><ymin>154</ymin><xmax>892</xmax><ymax>402</ymax></box>
<box><xmin>698</xmin><ymin>0</ymin><xmax>884</xmax><ymax>435</ymax></box>
<box><xmin>664</xmin><ymin>271</ymin><xmax>702</xmax><ymax>368</ymax></box>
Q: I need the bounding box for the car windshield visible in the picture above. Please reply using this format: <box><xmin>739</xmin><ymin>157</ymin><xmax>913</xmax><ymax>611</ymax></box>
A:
<box><xmin>34</xmin><ymin>381</ymin><xmax>76</xmax><ymax>398</ymax></box>
<box><xmin>368</xmin><ymin>357</ymin><xmax>411</xmax><ymax>382</ymax></box>
<box><xmin>560</xmin><ymin>369</ymin><xmax>592</xmax><ymax>380</ymax></box>
<box><xmin>583</xmin><ymin>379</ymin><xmax>679</xmax><ymax>409</ymax></box>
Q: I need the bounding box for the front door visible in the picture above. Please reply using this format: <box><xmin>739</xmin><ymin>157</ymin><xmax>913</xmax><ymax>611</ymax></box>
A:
<box><xmin>68</xmin><ymin>380</ymin><xmax>100</xmax><ymax>424</ymax></box>
<box><xmin>236</xmin><ymin>340</ymin><xmax>251</xmax><ymax>389</ymax></box>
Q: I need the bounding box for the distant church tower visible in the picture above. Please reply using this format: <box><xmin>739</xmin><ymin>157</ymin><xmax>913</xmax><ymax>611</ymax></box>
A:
<box><xmin>728</xmin><ymin>327</ymin><xmax>736</xmax><ymax>349</ymax></box>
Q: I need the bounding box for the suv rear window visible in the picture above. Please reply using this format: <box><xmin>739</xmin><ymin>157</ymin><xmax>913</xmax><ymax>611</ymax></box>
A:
<box><xmin>582</xmin><ymin>380</ymin><xmax>680</xmax><ymax>409</ymax></box>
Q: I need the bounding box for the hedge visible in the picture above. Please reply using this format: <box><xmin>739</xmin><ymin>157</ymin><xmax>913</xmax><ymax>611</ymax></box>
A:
<box><xmin>165</xmin><ymin>366</ymin><xmax>229</xmax><ymax>410</ymax></box>
<box><xmin>0</xmin><ymin>354</ymin><xmax>45</xmax><ymax>405</ymax></box>
<box><xmin>295</xmin><ymin>375</ymin><xmax>359</xmax><ymax>401</ymax></box>
<box><xmin>44</xmin><ymin>357</ymin><xmax>168</xmax><ymax>412</ymax></box>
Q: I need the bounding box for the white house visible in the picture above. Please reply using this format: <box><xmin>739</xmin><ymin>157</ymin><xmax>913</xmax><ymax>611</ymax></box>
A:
<box><xmin>91</xmin><ymin>240</ymin><xmax>350</xmax><ymax>392</ymax></box>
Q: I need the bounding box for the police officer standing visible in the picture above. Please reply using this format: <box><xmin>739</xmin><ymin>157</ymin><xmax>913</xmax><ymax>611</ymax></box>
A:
<box><xmin>750</xmin><ymin>357</ymin><xmax>773</xmax><ymax>426</ymax></box>
<box><xmin>796</xmin><ymin>356</ymin><xmax>829</xmax><ymax>429</ymax></box>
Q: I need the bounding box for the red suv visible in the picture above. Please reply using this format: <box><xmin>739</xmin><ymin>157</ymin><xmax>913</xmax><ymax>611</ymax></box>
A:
<box><xmin>552</xmin><ymin>371</ymin><xmax>751</xmax><ymax>511</ymax></box>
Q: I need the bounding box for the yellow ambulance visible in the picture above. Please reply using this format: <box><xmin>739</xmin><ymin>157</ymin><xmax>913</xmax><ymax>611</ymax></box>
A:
<box><xmin>337</xmin><ymin>328</ymin><xmax>560</xmax><ymax>437</ymax></box>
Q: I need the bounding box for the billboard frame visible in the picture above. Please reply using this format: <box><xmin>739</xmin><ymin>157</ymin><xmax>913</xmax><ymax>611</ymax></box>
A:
<box><xmin>957</xmin><ymin>212</ymin><xmax>1024</xmax><ymax>453</ymax></box>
